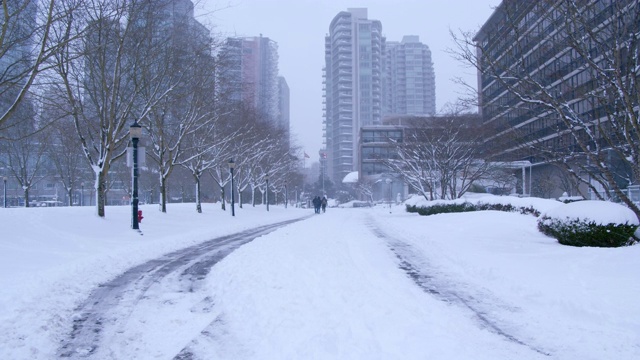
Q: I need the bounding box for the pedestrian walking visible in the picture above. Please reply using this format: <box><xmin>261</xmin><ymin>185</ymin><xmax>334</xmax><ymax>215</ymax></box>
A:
<box><xmin>312</xmin><ymin>196</ymin><xmax>321</xmax><ymax>214</ymax></box>
<box><xmin>321</xmin><ymin>196</ymin><xmax>327</xmax><ymax>213</ymax></box>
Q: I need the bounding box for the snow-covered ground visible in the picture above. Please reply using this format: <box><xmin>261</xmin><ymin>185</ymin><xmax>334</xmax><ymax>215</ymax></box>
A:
<box><xmin>1</xmin><ymin>196</ymin><xmax>639</xmax><ymax>359</ymax></box>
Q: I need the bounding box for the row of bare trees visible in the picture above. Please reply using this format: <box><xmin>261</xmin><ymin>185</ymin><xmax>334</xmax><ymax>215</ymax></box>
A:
<box><xmin>0</xmin><ymin>0</ymin><xmax>300</xmax><ymax>216</ymax></box>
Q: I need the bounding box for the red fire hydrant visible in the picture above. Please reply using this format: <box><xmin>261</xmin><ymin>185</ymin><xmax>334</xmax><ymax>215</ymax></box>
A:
<box><xmin>137</xmin><ymin>210</ymin><xmax>144</xmax><ymax>223</ymax></box>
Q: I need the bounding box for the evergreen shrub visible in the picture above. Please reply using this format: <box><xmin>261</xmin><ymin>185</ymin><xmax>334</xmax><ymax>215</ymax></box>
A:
<box><xmin>406</xmin><ymin>201</ymin><xmax>540</xmax><ymax>217</ymax></box>
<box><xmin>537</xmin><ymin>216</ymin><xmax>638</xmax><ymax>247</ymax></box>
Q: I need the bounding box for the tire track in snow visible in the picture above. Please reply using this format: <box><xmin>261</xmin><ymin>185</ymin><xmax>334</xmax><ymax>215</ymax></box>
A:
<box><xmin>57</xmin><ymin>217</ymin><xmax>309</xmax><ymax>359</ymax></box>
<box><xmin>366</xmin><ymin>215</ymin><xmax>551</xmax><ymax>357</ymax></box>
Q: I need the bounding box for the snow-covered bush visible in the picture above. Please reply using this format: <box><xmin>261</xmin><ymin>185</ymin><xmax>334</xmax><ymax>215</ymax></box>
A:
<box><xmin>406</xmin><ymin>202</ymin><xmax>473</xmax><ymax>215</ymax></box>
<box><xmin>537</xmin><ymin>201</ymin><xmax>639</xmax><ymax>247</ymax></box>
<box><xmin>406</xmin><ymin>201</ymin><xmax>540</xmax><ymax>217</ymax></box>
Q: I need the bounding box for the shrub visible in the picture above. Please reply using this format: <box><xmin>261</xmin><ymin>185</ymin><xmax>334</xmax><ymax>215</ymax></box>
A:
<box><xmin>406</xmin><ymin>202</ymin><xmax>474</xmax><ymax>216</ymax></box>
<box><xmin>537</xmin><ymin>216</ymin><xmax>637</xmax><ymax>247</ymax></box>
<box><xmin>538</xmin><ymin>200</ymin><xmax>639</xmax><ymax>247</ymax></box>
<box><xmin>406</xmin><ymin>201</ymin><xmax>540</xmax><ymax>217</ymax></box>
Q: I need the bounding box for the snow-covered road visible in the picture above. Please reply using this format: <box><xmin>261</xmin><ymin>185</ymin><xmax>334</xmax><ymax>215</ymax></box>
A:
<box><xmin>57</xmin><ymin>218</ymin><xmax>308</xmax><ymax>359</ymax></box>
<box><xmin>191</xmin><ymin>209</ymin><xmax>554</xmax><ymax>360</ymax></box>
<box><xmin>56</xmin><ymin>209</ymin><xmax>551</xmax><ymax>359</ymax></box>
<box><xmin>366</xmin><ymin>215</ymin><xmax>550</xmax><ymax>356</ymax></box>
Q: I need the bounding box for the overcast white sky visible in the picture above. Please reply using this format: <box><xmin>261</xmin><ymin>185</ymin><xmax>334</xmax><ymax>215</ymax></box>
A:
<box><xmin>195</xmin><ymin>0</ymin><xmax>499</xmax><ymax>159</ymax></box>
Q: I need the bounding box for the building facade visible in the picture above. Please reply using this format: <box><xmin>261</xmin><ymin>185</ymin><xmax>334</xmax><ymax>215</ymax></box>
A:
<box><xmin>474</xmin><ymin>0</ymin><xmax>640</xmax><ymax>198</ymax></box>
<box><xmin>278</xmin><ymin>76</ymin><xmax>291</xmax><ymax>144</ymax></box>
<box><xmin>383</xmin><ymin>35</ymin><xmax>436</xmax><ymax>117</ymax></box>
<box><xmin>358</xmin><ymin>124</ymin><xmax>405</xmax><ymax>202</ymax></box>
<box><xmin>222</xmin><ymin>36</ymin><xmax>281</xmax><ymax>124</ymax></box>
<box><xmin>323</xmin><ymin>8</ymin><xmax>385</xmax><ymax>184</ymax></box>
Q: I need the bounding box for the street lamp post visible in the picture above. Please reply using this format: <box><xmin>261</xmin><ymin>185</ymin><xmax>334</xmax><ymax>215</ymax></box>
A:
<box><xmin>3</xmin><ymin>177</ymin><xmax>7</xmax><ymax>208</ymax></box>
<box><xmin>80</xmin><ymin>182</ymin><xmax>84</xmax><ymax>206</ymax></box>
<box><xmin>130</xmin><ymin>121</ymin><xmax>142</xmax><ymax>230</ymax></box>
<box><xmin>265</xmin><ymin>174</ymin><xmax>269</xmax><ymax>211</ymax></box>
<box><xmin>228</xmin><ymin>159</ymin><xmax>235</xmax><ymax>217</ymax></box>
<box><xmin>284</xmin><ymin>183</ymin><xmax>288</xmax><ymax>209</ymax></box>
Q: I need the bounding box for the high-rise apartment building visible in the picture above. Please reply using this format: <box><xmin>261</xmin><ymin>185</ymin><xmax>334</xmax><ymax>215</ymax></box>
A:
<box><xmin>323</xmin><ymin>8</ymin><xmax>385</xmax><ymax>184</ymax></box>
<box><xmin>278</xmin><ymin>76</ymin><xmax>290</xmax><ymax>145</ymax></box>
<box><xmin>222</xmin><ymin>36</ymin><xmax>281</xmax><ymax>124</ymax></box>
<box><xmin>384</xmin><ymin>36</ymin><xmax>436</xmax><ymax>116</ymax></box>
<box><xmin>131</xmin><ymin>0</ymin><xmax>209</xmax><ymax>50</ymax></box>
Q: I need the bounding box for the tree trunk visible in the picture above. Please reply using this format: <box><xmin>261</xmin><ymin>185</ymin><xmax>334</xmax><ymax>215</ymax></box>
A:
<box><xmin>97</xmin><ymin>171</ymin><xmax>107</xmax><ymax>217</ymax></box>
<box><xmin>195</xmin><ymin>176</ymin><xmax>202</xmax><ymax>213</ymax></box>
<box><xmin>159</xmin><ymin>176</ymin><xmax>167</xmax><ymax>213</ymax></box>
<box><xmin>23</xmin><ymin>188</ymin><xmax>30</xmax><ymax>208</ymax></box>
<box><xmin>220</xmin><ymin>186</ymin><xmax>226</xmax><ymax>211</ymax></box>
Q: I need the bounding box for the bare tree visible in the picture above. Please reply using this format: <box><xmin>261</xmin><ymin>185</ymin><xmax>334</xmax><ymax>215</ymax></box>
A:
<box><xmin>133</xmin><ymin>0</ymin><xmax>219</xmax><ymax>213</ymax></box>
<box><xmin>247</xmin><ymin>117</ymin><xmax>293</xmax><ymax>207</ymax></box>
<box><xmin>384</xmin><ymin>114</ymin><xmax>495</xmax><ymax>200</ymax></box>
<box><xmin>46</xmin><ymin>117</ymin><xmax>92</xmax><ymax>206</ymax></box>
<box><xmin>174</xmin><ymin>39</ymin><xmax>237</xmax><ymax>212</ymax></box>
<box><xmin>180</xmin><ymin>114</ymin><xmax>239</xmax><ymax>213</ymax></box>
<box><xmin>34</xmin><ymin>83</ymin><xmax>93</xmax><ymax>206</ymax></box>
<box><xmin>452</xmin><ymin>0</ymin><xmax>640</xmax><ymax>218</ymax></box>
<box><xmin>0</xmin><ymin>99</ymin><xmax>48</xmax><ymax>206</ymax></box>
<box><xmin>49</xmin><ymin>0</ymin><xmax>178</xmax><ymax>217</ymax></box>
<box><xmin>354</xmin><ymin>178</ymin><xmax>375</xmax><ymax>203</ymax></box>
<box><xmin>207</xmin><ymin>103</ymin><xmax>263</xmax><ymax>210</ymax></box>
<box><xmin>261</xmin><ymin>139</ymin><xmax>295</xmax><ymax>206</ymax></box>
<box><xmin>0</xmin><ymin>0</ymin><xmax>77</xmax><ymax>128</ymax></box>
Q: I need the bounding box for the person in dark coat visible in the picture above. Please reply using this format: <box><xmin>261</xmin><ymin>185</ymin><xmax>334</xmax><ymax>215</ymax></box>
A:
<box><xmin>312</xmin><ymin>196</ymin><xmax>321</xmax><ymax>214</ymax></box>
<box><xmin>321</xmin><ymin>196</ymin><xmax>327</xmax><ymax>213</ymax></box>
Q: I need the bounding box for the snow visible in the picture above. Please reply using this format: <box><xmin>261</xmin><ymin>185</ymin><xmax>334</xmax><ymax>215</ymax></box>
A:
<box><xmin>405</xmin><ymin>192</ymin><xmax>563</xmax><ymax>213</ymax></box>
<box><xmin>1</xmin><ymin>196</ymin><xmax>640</xmax><ymax>359</ymax></box>
<box><xmin>341</xmin><ymin>171</ymin><xmax>358</xmax><ymax>183</ymax></box>
<box><xmin>542</xmin><ymin>199</ymin><xmax>640</xmax><ymax>225</ymax></box>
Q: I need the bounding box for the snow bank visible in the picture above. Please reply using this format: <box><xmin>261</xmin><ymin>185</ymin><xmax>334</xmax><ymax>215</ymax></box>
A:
<box><xmin>405</xmin><ymin>193</ymin><xmax>562</xmax><ymax>214</ymax></box>
<box><xmin>542</xmin><ymin>200</ymin><xmax>639</xmax><ymax>225</ymax></box>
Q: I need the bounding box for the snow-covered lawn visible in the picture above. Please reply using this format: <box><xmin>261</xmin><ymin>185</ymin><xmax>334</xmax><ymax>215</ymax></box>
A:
<box><xmin>1</xmin><ymin>196</ymin><xmax>639</xmax><ymax>359</ymax></box>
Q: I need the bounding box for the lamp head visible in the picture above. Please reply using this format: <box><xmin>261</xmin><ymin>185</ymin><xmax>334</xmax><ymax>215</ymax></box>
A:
<box><xmin>129</xmin><ymin>121</ymin><xmax>142</xmax><ymax>140</ymax></box>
